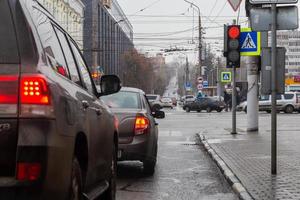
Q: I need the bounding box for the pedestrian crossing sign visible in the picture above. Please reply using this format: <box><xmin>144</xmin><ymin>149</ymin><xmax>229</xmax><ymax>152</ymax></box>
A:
<box><xmin>221</xmin><ymin>72</ymin><xmax>232</xmax><ymax>83</ymax></box>
<box><xmin>240</xmin><ymin>28</ymin><xmax>261</xmax><ymax>56</ymax></box>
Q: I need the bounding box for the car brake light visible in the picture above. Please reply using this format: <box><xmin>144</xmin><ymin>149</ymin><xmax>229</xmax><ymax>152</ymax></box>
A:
<box><xmin>135</xmin><ymin>116</ymin><xmax>149</xmax><ymax>135</ymax></box>
<box><xmin>17</xmin><ymin>163</ymin><xmax>41</xmax><ymax>181</ymax></box>
<box><xmin>20</xmin><ymin>75</ymin><xmax>50</xmax><ymax>105</ymax></box>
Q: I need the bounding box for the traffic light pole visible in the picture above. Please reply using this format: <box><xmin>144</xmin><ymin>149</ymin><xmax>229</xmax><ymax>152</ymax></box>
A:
<box><xmin>224</xmin><ymin>23</ymin><xmax>240</xmax><ymax>135</ymax></box>
<box><xmin>231</xmin><ymin>20</ymin><xmax>237</xmax><ymax>135</ymax></box>
<box><xmin>232</xmin><ymin>65</ymin><xmax>237</xmax><ymax>134</ymax></box>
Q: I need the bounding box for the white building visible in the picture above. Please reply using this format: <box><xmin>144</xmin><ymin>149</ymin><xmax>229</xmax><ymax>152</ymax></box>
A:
<box><xmin>38</xmin><ymin>0</ymin><xmax>85</xmax><ymax>48</ymax></box>
<box><xmin>277</xmin><ymin>31</ymin><xmax>300</xmax><ymax>75</ymax></box>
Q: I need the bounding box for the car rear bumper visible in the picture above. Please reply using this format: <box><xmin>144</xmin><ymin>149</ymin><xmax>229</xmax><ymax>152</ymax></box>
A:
<box><xmin>118</xmin><ymin>134</ymin><xmax>155</xmax><ymax>162</ymax></box>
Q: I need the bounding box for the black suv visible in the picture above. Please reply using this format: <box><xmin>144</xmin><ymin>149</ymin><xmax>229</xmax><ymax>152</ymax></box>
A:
<box><xmin>0</xmin><ymin>0</ymin><xmax>120</xmax><ymax>199</ymax></box>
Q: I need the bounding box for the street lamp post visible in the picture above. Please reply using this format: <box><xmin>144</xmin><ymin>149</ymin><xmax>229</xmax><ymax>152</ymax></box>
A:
<box><xmin>183</xmin><ymin>0</ymin><xmax>202</xmax><ymax>77</ymax></box>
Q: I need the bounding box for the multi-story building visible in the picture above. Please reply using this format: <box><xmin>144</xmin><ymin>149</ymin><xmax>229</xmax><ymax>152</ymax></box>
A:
<box><xmin>277</xmin><ymin>31</ymin><xmax>300</xmax><ymax>75</ymax></box>
<box><xmin>83</xmin><ymin>0</ymin><xmax>134</xmax><ymax>80</ymax></box>
<box><xmin>37</xmin><ymin>0</ymin><xmax>85</xmax><ymax>48</ymax></box>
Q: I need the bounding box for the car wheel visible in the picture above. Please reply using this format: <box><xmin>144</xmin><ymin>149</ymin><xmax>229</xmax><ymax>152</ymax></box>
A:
<box><xmin>244</xmin><ymin>107</ymin><xmax>247</xmax><ymax>113</ymax></box>
<box><xmin>185</xmin><ymin>107</ymin><xmax>191</xmax><ymax>112</ymax></box>
<box><xmin>143</xmin><ymin>145</ymin><xmax>157</xmax><ymax>176</ymax></box>
<box><xmin>197</xmin><ymin>110</ymin><xmax>201</xmax><ymax>113</ymax></box>
<box><xmin>217</xmin><ymin>108</ymin><xmax>222</xmax><ymax>112</ymax></box>
<box><xmin>206</xmin><ymin>107</ymin><xmax>212</xmax><ymax>113</ymax></box>
<box><xmin>69</xmin><ymin>158</ymin><xmax>83</xmax><ymax>200</ymax></box>
<box><xmin>103</xmin><ymin>144</ymin><xmax>117</xmax><ymax>200</ymax></box>
<box><xmin>284</xmin><ymin>105</ymin><xmax>294</xmax><ymax>114</ymax></box>
<box><xmin>266</xmin><ymin>110</ymin><xmax>271</xmax><ymax>113</ymax></box>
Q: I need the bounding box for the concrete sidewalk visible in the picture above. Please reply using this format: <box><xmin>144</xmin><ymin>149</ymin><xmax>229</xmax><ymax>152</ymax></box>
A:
<box><xmin>199</xmin><ymin>113</ymin><xmax>300</xmax><ymax>200</ymax></box>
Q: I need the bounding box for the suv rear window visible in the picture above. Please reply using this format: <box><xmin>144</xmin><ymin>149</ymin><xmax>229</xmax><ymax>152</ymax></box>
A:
<box><xmin>0</xmin><ymin>0</ymin><xmax>19</xmax><ymax>63</ymax></box>
<box><xmin>284</xmin><ymin>94</ymin><xmax>294</xmax><ymax>100</ymax></box>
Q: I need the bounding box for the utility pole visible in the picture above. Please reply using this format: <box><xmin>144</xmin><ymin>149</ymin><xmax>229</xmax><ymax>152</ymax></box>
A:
<box><xmin>199</xmin><ymin>13</ymin><xmax>202</xmax><ymax>76</ymax></box>
<box><xmin>183</xmin><ymin>0</ymin><xmax>202</xmax><ymax>76</ymax></box>
<box><xmin>217</xmin><ymin>57</ymin><xmax>222</xmax><ymax>98</ymax></box>
<box><xmin>185</xmin><ymin>56</ymin><xmax>189</xmax><ymax>96</ymax></box>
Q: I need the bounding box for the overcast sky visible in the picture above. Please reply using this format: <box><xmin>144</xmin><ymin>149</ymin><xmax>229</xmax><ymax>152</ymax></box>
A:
<box><xmin>117</xmin><ymin>0</ymin><xmax>299</xmax><ymax>63</ymax></box>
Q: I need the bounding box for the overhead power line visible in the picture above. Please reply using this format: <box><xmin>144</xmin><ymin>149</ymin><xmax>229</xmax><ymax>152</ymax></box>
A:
<box><xmin>130</xmin><ymin>0</ymin><xmax>163</xmax><ymax>15</ymax></box>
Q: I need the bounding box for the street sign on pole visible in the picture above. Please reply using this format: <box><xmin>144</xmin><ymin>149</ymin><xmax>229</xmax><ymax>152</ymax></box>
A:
<box><xmin>203</xmin><ymin>81</ymin><xmax>209</xmax><ymax>88</ymax></box>
<box><xmin>270</xmin><ymin>4</ymin><xmax>277</xmax><ymax>175</ymax></box>
<box><xmin>227</xmin><ymin>0</ymin><xmax>242</xmax><ymax>11</ymax></box>
<box><xmin>197</xmin><ymin>84</ymin><xmax>203</xmax><ymax>91</ymax></box>
<box><xmin>261</xmin><ymin>47</ymin><xmax>286</xmax><ymax>95</ymax></box>
<box><xmin>198</xmin><ymin>77</ymin><xmax>203</xmax><ymax>83</ymax></box>
<box><xmin>240</xmin><ymin>28</ymin><xmax>261</xmax><ymax>56</ymax></box>
<box><xmin>221</xmin><ymin>72</ymin><xmax>232</xmax><ymax>83</ymax></box>
<box><xmin>249</xmin><ymin>0</ymin><xmax>297</xmax><ymax>4</ymax></box>
<box><xmin>250</xmin><ymin>6</ymin><xmax>298</xmax><ymax>31</ymax></box>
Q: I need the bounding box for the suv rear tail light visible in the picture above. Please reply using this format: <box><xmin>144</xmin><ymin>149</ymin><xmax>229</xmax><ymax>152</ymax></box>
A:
<box><xmin>21</xmin><ymin>75</ymin><xmax>50</xmax><ymax>105</ymax></box>
<box><xmin>20</xmin><ymin>74</ymin><xmax>54</xmax><ymax>118</ymax></box>
<box><xmin>134</xmin><ymin>116</ymin><xmax>149</xmax><ymax>135</ymax></box>
<box><xmin>17</xmin><ymin>163</ymin><xmax>41</xmax><ymax>181</ymax></box>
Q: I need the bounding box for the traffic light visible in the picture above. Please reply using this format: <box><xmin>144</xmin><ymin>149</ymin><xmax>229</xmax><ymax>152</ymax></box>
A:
<box><xmin>224</xmin><ymin>25</ymin><xmax>241</xmax><ymax>68</ymax></box>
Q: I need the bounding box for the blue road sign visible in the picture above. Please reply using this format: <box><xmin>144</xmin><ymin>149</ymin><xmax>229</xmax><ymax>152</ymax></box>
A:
<box><xmin>203</xmin><ymin>81</ymin><xmax>209</xmax><ymax>88</ymax></box>
<box><xmin>221</xmin><ymin>72</ymin><xmax>232</xmax><ymax>83</ymax></box>
<box><xmin>185</xmin><ymin>82</ymin><xmax>191</xmax><ymax>88</ymax></box>
<box><xmin>239</xmin><ymin>28</ymin><xmax>261</xmax><ymax>56</ymax></box>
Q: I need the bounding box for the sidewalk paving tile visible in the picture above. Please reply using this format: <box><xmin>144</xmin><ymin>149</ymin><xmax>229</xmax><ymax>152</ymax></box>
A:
<box><xmin>203</xmin><ymin>130</ymin><xmax>300</xmax><ymax>200</ymax></box>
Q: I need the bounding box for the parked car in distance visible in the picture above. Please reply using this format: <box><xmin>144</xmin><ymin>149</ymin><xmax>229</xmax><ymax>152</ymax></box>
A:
<box><xmin>146</xmin><ymin>94</ymin><xmax>163</xmax><ymax>111</ymax></box>
<box><xmin>183</xmin><ymin>97</ymin><xmax>225</xmax><ymax>113</ymax></box>
<box><xmin>238</xmin><ymin>92</ymin><xmax>300</xmax><ymax>113</ymax></box>
<box><xmin>161</xmin><ymin>97</ymin><xmax>174</xmax><ymax>108</ymax></box>
<box><xmin>0</xmin><ymin>1</ymin><xmax>121</xmax><ymax>199</ymax></box>
<box><xmin>211</xmin><ymin>96</ymin><xmax>224</xmax><ymax>102</ymax></box>
<box><xmin>182</xmin><ymin>95</ymin><xmax>196</xmax><ymax>104</ymax></box>
<box><xmin>102</xmin><ymin>87</ymin><xmax>165</xmax><ymax>175</ymax></box>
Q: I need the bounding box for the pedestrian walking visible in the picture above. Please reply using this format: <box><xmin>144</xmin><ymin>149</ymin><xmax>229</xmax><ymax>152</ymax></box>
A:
<box><xmin>224</xmin><ymin>91</ymin><xmax>230</xmax><ymax>112</ymax></box>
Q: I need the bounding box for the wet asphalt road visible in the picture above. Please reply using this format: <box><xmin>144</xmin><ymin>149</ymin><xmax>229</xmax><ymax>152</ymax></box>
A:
<box><xmin>116</xmin><ymin>108</ymin><xmax>238</xmax><ymax>200</ymax></box>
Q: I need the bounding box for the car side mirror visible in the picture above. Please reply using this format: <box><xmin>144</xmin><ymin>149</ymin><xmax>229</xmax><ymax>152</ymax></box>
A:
<box><xmin>98</xmin><ymin>75</ymin><xmax>121</xmax><ymax>97</ymax></box>
<box><xmin>152</xmin><ymin>110</ymin><xmax>165</xmax><ymax>119</ymax></box>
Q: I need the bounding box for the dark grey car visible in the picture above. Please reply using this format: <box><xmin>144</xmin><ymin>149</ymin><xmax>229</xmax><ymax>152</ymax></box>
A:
<box><xmin>0</xmin><ymin>0</ymin><xmax>120</xmax><ymax>199</ymax></box>
<box><xmin>102</xmin><ymin>87</ymin><xmax>165</xmax><ymax>175</ymax></box>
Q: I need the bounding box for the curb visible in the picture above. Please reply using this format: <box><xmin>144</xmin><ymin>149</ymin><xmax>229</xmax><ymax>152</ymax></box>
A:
<box><xmin>196</xmin><ymin>133</ymin><xmax>254</xmax><ymax>200</ymax></box>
